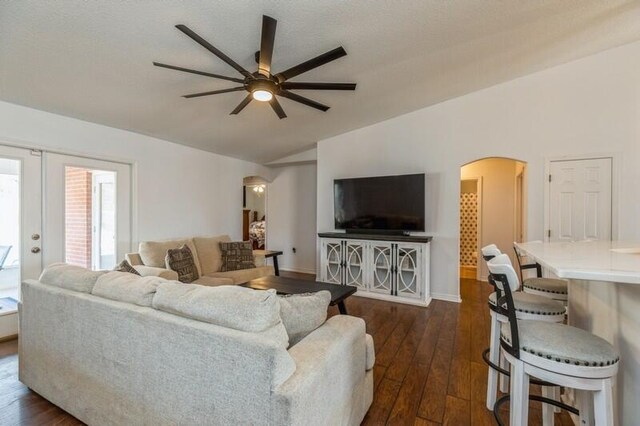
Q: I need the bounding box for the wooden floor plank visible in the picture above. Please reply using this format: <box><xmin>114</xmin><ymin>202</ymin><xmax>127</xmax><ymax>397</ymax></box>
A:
<box><xmin>416</xmin><ymin>304</ymin><xmax>459</xmax><ymax>422</ymax></box>
<box><xmin>442</xmin><ymin>395</ymin><xmax>471</xmax><ymax>426</ymax></box>
<box><xmin>361</xmin><ymin>378</ymin><xmax>402</xmax><ymax>426</ymax></box>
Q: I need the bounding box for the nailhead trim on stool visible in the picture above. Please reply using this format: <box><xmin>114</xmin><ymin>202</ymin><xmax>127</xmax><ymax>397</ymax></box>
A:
<box><xmin>522</xmin><ymin>278</ymin><xmax>568</xmax><ymax>295</ymax></box>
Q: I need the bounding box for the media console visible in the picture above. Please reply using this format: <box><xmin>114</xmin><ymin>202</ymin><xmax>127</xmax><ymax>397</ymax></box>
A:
<box><xmin>318</xmin><ymin>232</ymin><xmax>432</xmax><ymax>307</ymax></box>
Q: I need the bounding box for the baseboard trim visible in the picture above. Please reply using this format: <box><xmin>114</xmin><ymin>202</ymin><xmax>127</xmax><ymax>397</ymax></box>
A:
<box><xmin>279</xmin><ymin>267</ymin><xmax>316</xmax><ymax>275</ymax></box>
<box><xmin>431</xmin><ymin>292</ymin><xmax>462</xmax><ymax>303</ymax></box>
<box><xmin>353</xmin><ymin>291</ymin><xmax>432</xmax><ymax>307</ymax></box>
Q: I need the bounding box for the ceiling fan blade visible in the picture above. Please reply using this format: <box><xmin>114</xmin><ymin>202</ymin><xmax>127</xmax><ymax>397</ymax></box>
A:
<box><xmin>280</xmin><ymin>82</ymin><xmax>356</xmax><ymax>90</ymax></box>
<box><xmin>230</xmin><ymin>94</ymin><xmax>253</xmax><ymax>115</ymax></box>
<box><xmin>278</xmin><ymin>90</ymin><xmax>329</xmax><ymax>111</ymax></box>
<box><xmin>175</xmin><ymin>24</ymin><xmax>252</xmax><ymax>78</ymax></box>
<box><xmin>183</xmin><ymin>87</ymin><xmax>245</xmax><ymax>99</ymax></box>
<box><xmin>274</xmin><ymin>46</ymin><xmax>347</xmax><ymax>83</ymax></box>
<box><xmin>269</xmin><ymin>97</ymin><xmax>287</xmax><ymax>119</ymax></box>
<box><xmin>258</xmin><ymin>15</ymin><xmax>277</xmax><ymax>77</ymax></box>
<box><xmin>153</xmin><ymin>62</ymin><xmax>244</xmax><ymax>83</ymax></box>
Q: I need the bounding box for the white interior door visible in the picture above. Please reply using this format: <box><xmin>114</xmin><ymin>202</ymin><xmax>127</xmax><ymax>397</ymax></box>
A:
<box><xmin>0</xmin><ymin>144</ymin><xmax>42</xmax><ymax>338</ymax></box>
<box><xmin>43</xmin><ymin>153</ymin><xmax>131</xmax><ymax>270</ymax></box>
<box><xmin>548</xmin><ymin>158</ymin><xmax>612</xmax><ymax>242</ymax></box>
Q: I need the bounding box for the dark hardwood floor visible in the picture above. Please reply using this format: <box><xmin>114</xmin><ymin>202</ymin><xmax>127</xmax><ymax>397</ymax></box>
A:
<box><xmin>0</xmin><ymin>274</ymin><xmax>573</xmax><ymax>425</ymax></box>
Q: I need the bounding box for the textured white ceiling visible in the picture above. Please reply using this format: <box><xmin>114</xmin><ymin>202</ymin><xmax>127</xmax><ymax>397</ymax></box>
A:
<box><xmin>1</xmin><ymin>1</ymin><xmax>640</xmax><ymax>163</ymax></box>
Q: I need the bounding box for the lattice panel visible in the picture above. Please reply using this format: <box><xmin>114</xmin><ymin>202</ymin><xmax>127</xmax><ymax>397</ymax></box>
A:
<box><xmin>460</xmin><ymin>192</ymin><xmax>478</xmax><ymax>267</ymax></box>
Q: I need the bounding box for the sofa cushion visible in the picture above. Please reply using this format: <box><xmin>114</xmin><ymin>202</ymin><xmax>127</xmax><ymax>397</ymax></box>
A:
<box><xmin>192</xmin><ymin>235</ymin><xmax>232</xmax><ymax>275</ymax></box>
<box><xmin>219</xmin><ymin>241</ymin><xmax>256</xmax><ymax>272</ymax></box>
<box><xmin>278</xmin><ymin>291</ymin><xmax>331</xmax><ymax>345</ymax></box>
<box><xmin>152</xmin><ymin>282</ymin><xmax>287</xmax><ymax>348</ymax></box>
<box><xmin>207</xmin><ymin>265</ymin><xmax>274</xmax><ymax>284</ymax></box>
<box><xmin>138</xmin><ymin>238</ymin><xmax>202</xmax><ymax>276</ymax></box>
<box><xmin>193</xmin><ymin>275</ymin><xmax>234</xmax><ymax>287</ymax></box>
<box><xmin>113</xmin><ymin>259</ymin><xmax>141</xmax><ymax>275</ymax></box>
<box><xmin>165</xmin><ymin>245</ymin><xmax>199</xmax><ymax>283</ymax></box>
<box><xmin>132</xmin><ymin>265</ymin><xmax>179</xmax><ymax>281</ymax></box>
<box><xmin>39</xmin><ymin>263</ymin><xmax>106</xmax><ymax>293</ymax></box>
<box><xmin>92</xmin><ymin>271</ymin><xmax>164</xmax><ymax>307</ymax></box>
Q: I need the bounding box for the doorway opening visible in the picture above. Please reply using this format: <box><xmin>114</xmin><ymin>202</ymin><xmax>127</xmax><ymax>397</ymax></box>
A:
<box><xmin>242</xmin><ymin>176</ymin><xmax>269</xmax><ymax>249</ymax></box>
<box><xmin>459</xmin><ymin>157</ymin><xmax>527</xmax><ymax>281</ymax></box>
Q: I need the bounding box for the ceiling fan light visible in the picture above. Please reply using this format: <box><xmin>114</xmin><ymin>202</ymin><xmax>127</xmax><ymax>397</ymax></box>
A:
<box><xmin>252</xmin><ymin>89</ymin><xmax>273</xmax><ymax>102</ymax></box>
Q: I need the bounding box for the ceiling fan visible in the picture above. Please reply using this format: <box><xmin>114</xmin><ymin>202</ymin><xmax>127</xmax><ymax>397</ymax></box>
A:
<box><xmin>153</xmin><ymin>15</ymin><xmax>356</xmax><ymax>119</ymax></box>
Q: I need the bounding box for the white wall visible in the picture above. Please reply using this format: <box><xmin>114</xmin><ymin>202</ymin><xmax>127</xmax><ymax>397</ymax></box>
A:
<box><xmin>0</xmin><ymin>101</ymin><xmax>269</xmax><ymax>246</ymax></box>
<box><xmin>318</xmin><ymin>40</ymin><xmax>640</xmax><ymax>301</ymax></box>
<box><xmin>267</xmin><ymin>164</ymin><xmax>317</xmax><ymax>274</ymax></box>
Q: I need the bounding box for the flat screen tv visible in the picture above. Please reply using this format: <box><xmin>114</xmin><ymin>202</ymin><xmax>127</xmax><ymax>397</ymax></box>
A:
<box><xmin>334</xmin><ymin>173</ymin><xmax>425</xmax><ymax>233</ymax></box>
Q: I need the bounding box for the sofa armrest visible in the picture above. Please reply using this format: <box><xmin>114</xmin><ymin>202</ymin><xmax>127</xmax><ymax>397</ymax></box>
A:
<box><xmin>125</xmin><ymin>252</ymin><xmax>143</xmax><ymax>266</ymax></box>
<box><xmin>132</xmin><ymin>265</ymin><xmax>178</xmax><ymax>280</ymax></box>
<box><xmin>272</xmin><ymin>315</ymin><xmax>371</xmax><ymax>425</ymax></box>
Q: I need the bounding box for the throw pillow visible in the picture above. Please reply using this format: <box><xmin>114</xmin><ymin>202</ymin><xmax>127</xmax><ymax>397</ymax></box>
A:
<box><xmin>165</xmin><ymin>245</ymin><xmax>200</xmax><ymax>283</ymax></box>
<box><xmin>278</xmin><ymin>290</ymin><xmax>332</xmax><ymax>345</ymax></box>
<box><xmin>113</xmin><ymin>259</ymin><xmax>141</xmax><ymax>275</ymax></box>
<box><xmin>219</xmin><ymin>241</ymin><xmax>256</xmax><ymax>272</ymax></box>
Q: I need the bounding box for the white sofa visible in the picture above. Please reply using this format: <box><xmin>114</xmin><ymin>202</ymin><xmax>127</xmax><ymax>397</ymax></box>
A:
<box><xmin>125</xmin><ymin>234</ymin><xmax>274</xmax><ymax>285</ymax></box>
<box><xmin>19</xmin><ymin>264</ymin><xmax>374</xmax><ymax>426</ymax></box>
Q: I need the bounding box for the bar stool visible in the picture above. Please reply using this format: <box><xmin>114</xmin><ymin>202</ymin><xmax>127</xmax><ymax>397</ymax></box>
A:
<box><xmin>514</xmin><ymin>243</ymin><xmax>568</xmax><ymax>302</ymax></box>
<box><xmin>488</xmin><ymin>254</ymin><xmax>619</xmax><ymax>426</ymax></box>
<box><xmin>480</xmin><ymin>245</ymin><xmax>566</xmax><ymax>414</ymax></box>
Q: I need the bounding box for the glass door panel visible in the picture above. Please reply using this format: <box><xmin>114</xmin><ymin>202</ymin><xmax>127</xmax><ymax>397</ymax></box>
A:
<box><xmin>44</xmin><ymin>153</ymin><xmax>131</xmax><ymax>270</ymax></box>
<box><xmin>0</xmin><ymin>145</ymin><xmax>42</xmax><ymax>338</ymax></box>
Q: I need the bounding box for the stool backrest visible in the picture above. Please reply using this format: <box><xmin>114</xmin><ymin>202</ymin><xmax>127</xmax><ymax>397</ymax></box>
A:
<box><xmin>480</xmin><ymin>244</ymin><xmax>501</xmax><ymax>261</ymax></box>
<box><xmin>487</xmin><ymin>254</ymin><xmax>521</xmax><ymax>358</ymax></box>
<box><xmin>487</xmin><ymin>254</ymin><xmax>520</xmax><ymax>292</ymax></box>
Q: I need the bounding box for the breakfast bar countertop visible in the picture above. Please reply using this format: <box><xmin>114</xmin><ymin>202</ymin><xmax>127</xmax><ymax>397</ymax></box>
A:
<box><xmin>515</xmin><ymin>240</ymin><xmax>640</xmax><ymax>284</ymax></box>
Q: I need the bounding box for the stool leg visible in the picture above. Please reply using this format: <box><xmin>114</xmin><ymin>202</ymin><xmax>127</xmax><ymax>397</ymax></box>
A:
<box><xmin>593</xmin><ymin>379</ymin><xmax>613</xmax><ymax>426</ymax></box>
<box><xmin>486</xmin><ymin>312</ymin><xmax>500</xmax><ymax>410</ymax></box>
<box><xmin>553</xmin><ymin>386</ymin><xmax>561</xmax><ymax>414</ymax></box>
<box><xmin>510</xmin><ymin>359</ymin><xmax>530</xmax><ymax>426</ymax></box>
<box><xmin>542</xmin><ymin>386</ymin><xmax>555</xmax><ymax>426</ymax></box>
<box><xmin>577</xmin><ymin>389</ymin><xmax>594</xmax><ymax>426</ymax></box>
<box><xmin>499</xmin><ymin>351</ymin><xmax>510</xmax><ymax>393</ymax></box>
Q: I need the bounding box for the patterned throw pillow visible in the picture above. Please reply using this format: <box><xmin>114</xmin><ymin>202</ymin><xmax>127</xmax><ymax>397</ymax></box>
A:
<box><xmin>165</xmin><ymin>245</ymin><xmax>200</xmax><ymax>283</ymax></box>
<box><xmin>219</xmin><ymin>241</ymin><xmax>256</xmax><ymax>272</ymax></box>
<box><xmin>113</xmin><ymin>259</ymin><xmax>141</xmax><ymax>276</ymax></box>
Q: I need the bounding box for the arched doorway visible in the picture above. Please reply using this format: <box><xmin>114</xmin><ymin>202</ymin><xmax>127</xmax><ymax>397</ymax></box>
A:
<box><xmin>459</xmin><ymin>157</ymin><xmax>527</xmax><ymax>281</ymax></box>
<box><xmin>242</xmin><ymin>176</ymin><xmax>270</xmax><ymax>249</ymax></box>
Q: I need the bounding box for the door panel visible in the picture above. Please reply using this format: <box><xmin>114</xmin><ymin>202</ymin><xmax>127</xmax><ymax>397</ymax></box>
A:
<box><xmin>549</xmin><ymin>158</ymin><xmax>612</xmax><ymax>242</ymax></box>
<box><xmin>344</xmin><ymin>242</ymin><xmax>366</xmax><ymax>289</ymax></box>
<box><xmin>43</xmin><ymin>153</ymin><xmax>131</xmax><ymax>269</ymax></box>
<box><xmin>370</xmin><ymin>242</ymin><xmax>393</xmax><ymax>294</ymax></box>
<box><xmin>322</xmin><ymin>239</ymin><xmax>343</xmax><ymax>284</ymax></box>
<box><xmin>0</xmin><ymin>144</ymin><xmax>42</xmax><ymax>338</ymax></box>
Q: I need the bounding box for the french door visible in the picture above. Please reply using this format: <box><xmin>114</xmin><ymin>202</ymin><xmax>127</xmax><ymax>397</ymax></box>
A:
<box><xmin>0</xmin><ymin>146</ymin><xmax>132</xmax><ymax>338</ymax></box>
<box><xmin>0</xmin><ymin>145</ymin><xmax>42</xmax><ymax>338</ymax></box>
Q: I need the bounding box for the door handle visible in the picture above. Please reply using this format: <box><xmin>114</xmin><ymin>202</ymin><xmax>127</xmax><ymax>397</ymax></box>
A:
<box><xmin>31</xmin><ymin>247</ymin><xmax>41</xmax><ymax>254</ymax></box>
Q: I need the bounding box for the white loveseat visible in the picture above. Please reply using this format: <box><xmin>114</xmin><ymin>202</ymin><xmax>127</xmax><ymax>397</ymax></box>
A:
<box><xmin>19</xmin><ymin>264</ymin><xmax>374</xmax><ymax>425</ymax></box>
<box><xmin>125</xmin><ymin>234</ymin><xmax>274</xmax><ymax>285</ymax></box>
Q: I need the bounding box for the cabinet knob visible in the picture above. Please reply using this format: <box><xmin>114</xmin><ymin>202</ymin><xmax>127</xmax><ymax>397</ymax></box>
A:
<box><xmin>31</xmin><ymin>247</ymin><xmax>41</xmax><ymax>254</ymax></box>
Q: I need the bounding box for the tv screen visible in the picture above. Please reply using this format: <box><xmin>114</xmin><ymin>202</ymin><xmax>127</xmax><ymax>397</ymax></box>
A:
<box><xmin>334</xmin><ymin>173</ymin><xmax>425</xmax><ymax>232</ymax></box>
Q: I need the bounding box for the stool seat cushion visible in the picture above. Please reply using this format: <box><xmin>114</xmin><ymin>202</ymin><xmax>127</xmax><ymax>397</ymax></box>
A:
<box><xmin>523</xmin><ymin>277</ymin><xmax>568</xmax><ymax>295</ymax></box>
<box><xmin>501</xmin><ymin>320</ymin><xmax>619</xmax><ymax>367</ymax></box>
<box><xmin>489</xmin><ymin>292</ymin><xmax>565</xmax><ymax>316</ymax></box>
